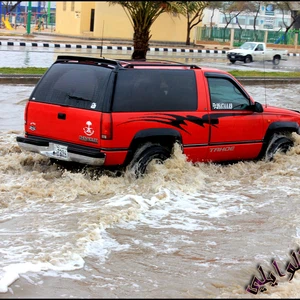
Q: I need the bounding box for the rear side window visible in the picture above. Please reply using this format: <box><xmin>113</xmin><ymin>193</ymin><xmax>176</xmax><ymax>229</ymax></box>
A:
<box><xmin>30</xmin><ymin>63</ymin><xmax>112</xmax><ymax>111</ymax></box>
<box><xmin>112</xmin><ymin>69</ymin><xmax>197</xmax><ymax>112</ymax></box>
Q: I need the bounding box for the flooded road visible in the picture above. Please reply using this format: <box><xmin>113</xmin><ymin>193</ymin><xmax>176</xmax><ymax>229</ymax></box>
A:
<box><xmin>1</xmin><ymin>45</ymin><xmax>299</xmax><ymax>72</ymax></box>
<box><xmin>1</xmin><ymin>83</ymin><xmax>300</xmax><ymax>298</ymax></box>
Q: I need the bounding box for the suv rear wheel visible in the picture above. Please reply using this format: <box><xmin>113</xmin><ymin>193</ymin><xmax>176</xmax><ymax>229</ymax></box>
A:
<box><xmin>265</xmin><ymin>134</ymin><xmax>294</xmax><ymax>161</ymax></box>
<box><xmin>127</xmin><ymin>143</ymin><xmax>171</xmax><ymax>177</ymax></box>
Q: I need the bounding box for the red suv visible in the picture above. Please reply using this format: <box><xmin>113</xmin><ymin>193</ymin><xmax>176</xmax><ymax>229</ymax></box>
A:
<box><xmin>16</xmin><ymin>56</ymin><xmax>300</xmax><ymax>176</ymax></box>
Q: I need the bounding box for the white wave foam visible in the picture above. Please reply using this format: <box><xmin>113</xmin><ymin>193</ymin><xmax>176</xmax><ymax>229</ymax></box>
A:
<box><xmin>0</xmin><ymin>253</ymin><xmax>84</xmax><ymax>293</ymax></box>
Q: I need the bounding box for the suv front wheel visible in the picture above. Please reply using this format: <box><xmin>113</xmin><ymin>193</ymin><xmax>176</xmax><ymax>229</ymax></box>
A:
<box><xmin>264</xmin><ymin>134</ymin><xmax>294</xmax><ymax>161</ymax></box>
<box><xmin>127</xmin><ymin>143</ymin><xmax>171</xmax><ymax>177</ymax></box>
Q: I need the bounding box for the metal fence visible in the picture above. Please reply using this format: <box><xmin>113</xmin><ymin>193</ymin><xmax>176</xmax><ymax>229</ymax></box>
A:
<box><xmin>233</xmin><ymin>29</ymin><xmax>265</xmax><ymax>46</ymax></box>
<box><xmin>267</xmin><ymin>30</ymin><xmax>300</xmax><ymax>45</ymax></box>
<box><xmin>195</xmin><ymin>26</ymin><xmax>231</xmax><ymax>43</ymax></box>
<box><xmin>195</xmin><ymin>26</ymin><xmax>300</xmax><ymax>46</ymax></box>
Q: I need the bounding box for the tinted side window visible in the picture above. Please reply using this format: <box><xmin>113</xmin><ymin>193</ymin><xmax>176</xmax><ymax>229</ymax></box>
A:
<box><xmin>112</xmin><ymin>69</ymin><xmax>197</xmax><ymax>112</ymax></box>
<box><xmin>207</xmin><ymin>77</ymin><xmax>250</xmax><ymax>110</ymax></box>
<box><xmin>30</xmin><ymin>63</ymin><xmax>112</xmax><ymax>111</ymax></box>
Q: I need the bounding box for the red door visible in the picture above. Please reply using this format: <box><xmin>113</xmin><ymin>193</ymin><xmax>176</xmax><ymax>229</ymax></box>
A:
<box><xmin>205</xmin><ymin>76</ymin><xmax>264</xmax><ymax>162</ymax></box>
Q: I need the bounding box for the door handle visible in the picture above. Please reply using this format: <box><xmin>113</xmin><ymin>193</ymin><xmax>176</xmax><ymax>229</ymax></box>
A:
<box><xmin>58</xmin><ymin>113</ymin><xmax>66</xmax><ymax>120</ymax></box>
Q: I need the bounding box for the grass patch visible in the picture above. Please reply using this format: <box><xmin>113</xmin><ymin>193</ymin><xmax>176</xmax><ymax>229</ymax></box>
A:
<box><xmin>0</xmin><ymin>67</ymin><xmax>48</xmax><ymax>75</ymax></box>
<box><xmin>229</xmin><ymin>70</ymin><xmax>300</xmax><ymax>77</ymax></box>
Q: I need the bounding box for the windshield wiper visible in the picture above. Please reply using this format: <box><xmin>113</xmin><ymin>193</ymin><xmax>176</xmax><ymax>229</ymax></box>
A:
<box><xmin>67</xmin><ymin>94</ymin><xmax>91</xmax><ymax>102</ymax></box>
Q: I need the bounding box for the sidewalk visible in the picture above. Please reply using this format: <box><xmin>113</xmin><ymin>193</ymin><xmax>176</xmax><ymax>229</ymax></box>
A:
<box><xmin>0</xmin><ymin>27</ymin><xmax>221</xmax><ymax>48</ymax></box>
<box><xmin>0</xmin><ymin>28</ymin><xmax>228</xmax><ymax>55</ymax></box>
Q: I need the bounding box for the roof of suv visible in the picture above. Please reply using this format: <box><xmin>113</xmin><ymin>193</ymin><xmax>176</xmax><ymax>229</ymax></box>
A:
<box><xmin>54</xmin><ymin>55</ymin><xmax>229</xmax><ymax>75</ymax></box>
<box><xmin>55</xmin><ymin>55</ymin><xmax>201</xmax><ymax>70</ymax></box>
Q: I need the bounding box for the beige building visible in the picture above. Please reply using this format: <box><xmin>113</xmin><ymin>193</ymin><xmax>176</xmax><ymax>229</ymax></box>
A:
<box><xmin>55</xmin><ymin>1</ymin><xmax>196</xmax><ymax>44</ymax></box>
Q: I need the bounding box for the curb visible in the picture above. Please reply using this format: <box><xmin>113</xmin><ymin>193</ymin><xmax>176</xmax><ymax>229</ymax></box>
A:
<box><xmin>0</xmin><ymin>40</ymin><xmax>234</xmax><ymax>55</ymax></box>
<box><xmin>0</xmin><ymin>74</ymin><xmax>41</xmax><ymax>84</ymax></box>
<box><xmin>1</xmin><ymin>40</ymin><xmax>300</xmax><ymax>56</ymax></box>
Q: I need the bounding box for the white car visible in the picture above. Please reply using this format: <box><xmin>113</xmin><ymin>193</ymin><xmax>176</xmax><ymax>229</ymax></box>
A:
<box><xmin>226</xmin><ymin>42</ymin><xmax>288</xmax><ymax>65</ymax></box>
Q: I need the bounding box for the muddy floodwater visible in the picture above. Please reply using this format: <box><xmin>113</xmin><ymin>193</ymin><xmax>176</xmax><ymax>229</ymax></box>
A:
<box><xmin>1</xmin><ymin>83</ymin><xmax>300</xmax><ymax>298</ymax></box>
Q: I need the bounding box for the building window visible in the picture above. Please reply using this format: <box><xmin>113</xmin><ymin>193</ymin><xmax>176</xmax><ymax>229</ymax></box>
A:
<box><xmin>248</xmin><ymin>18</ymin><xmax>259</xmax><ymax>26</ymax></box>
<box><xmin>220</xmin><ymin>16</ymin><xmax>226</xmax><ymax>24</ymax></box>
<box><xmin>263</xmin><ymin>24</ymin><xmax>274</xmax><ymax>29</ymax></box>
<box><xmin>236</xmin><ymin>18</ymin><xmax>245</xmax><ymax>25</ymax></box>
<box><xmin>277</xmin><ymin>19</ymin><xmax>284</xmax><ymax>27</ymax></box>
<box><xmin>63</xmin><ymin>2</ymin><xmax>66</xmax><ymax>11</ymax></box>
<box><xmin>71</xmin><ymin>2</ymin><xmax>75</xmax><ymax>12</ymax></box>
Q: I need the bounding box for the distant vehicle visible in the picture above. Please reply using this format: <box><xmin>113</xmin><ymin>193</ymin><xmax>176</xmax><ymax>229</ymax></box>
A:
<box><xmin>226</xmin><ymin>42</ymin><xmax>288</xmax><ymax>65</ymax></box>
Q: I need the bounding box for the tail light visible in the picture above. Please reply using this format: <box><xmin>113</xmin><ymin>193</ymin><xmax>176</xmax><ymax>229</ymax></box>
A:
<box><xmin>101</xmin><ymin>113</ymin><xmax>112</xmax><ymax>140</ymax></box>
<box><xmin>24</xmin><ymin>101</ymin><xmax>29</xmax><ymax>125</ymax></box>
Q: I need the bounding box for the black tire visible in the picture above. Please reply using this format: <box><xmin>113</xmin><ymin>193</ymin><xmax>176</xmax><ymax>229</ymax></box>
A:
<box><xmin>244</xmin><ymin>55</ymin><xmax>252</xmax><ymax>64</ymax></box>
<box><xmin>127</xmin><ymin>143</ymin><xmax>171</xmax><ymax>177</ymax></box>
<box><xmin>265</xmin><ymin>134</ymin><xmax>294</xmax><ymax>161</ymax></box>
<box><xmin>229</xmin><ymin>59</ymin><xmax>236</xmax><ymax>64</ymax></box>
<box><xmin>273</xmin><ymin>56</ymin><xmax>281</xmax><ymax>65</ymax></box>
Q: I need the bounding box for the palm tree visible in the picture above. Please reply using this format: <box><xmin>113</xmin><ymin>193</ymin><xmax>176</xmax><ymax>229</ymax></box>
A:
<box><xmin>177</xmin><ymin>1</ymin><xmax>208</xmax><ymax>45</ymax></box>
<box><xmin>109</xmin><ymin>1</ymin><xmax>182</xmax><ymax>60</ymax></box>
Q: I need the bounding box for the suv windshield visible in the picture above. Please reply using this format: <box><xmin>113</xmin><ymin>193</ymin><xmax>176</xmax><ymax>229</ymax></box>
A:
<box><xmin>30</xmin><ymin>63</ymin><xmax>112</xmax><ymax>111</ymax></box>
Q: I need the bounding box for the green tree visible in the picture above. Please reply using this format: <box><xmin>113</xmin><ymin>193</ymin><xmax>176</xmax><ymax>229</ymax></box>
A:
<box><xmin>205</xmin><ymin>1</ymin><xmax>222</xmax><ymax>40</ymax></box>
<box><xmin>218</xmin><ymin>1</ymin><xmax>251</xmax><ymax>42</ymax></box>
<box><xmin>177</xmin><ymin>1</ymin><xmax>208</xmax><ymax>45</ymax></box>
<box><xmin>247</xmin><ymin>1</ymin><xmax>263</xmax><ymax>41</ymax></box>
<box><xmin>207</xmin><ymin>1</ymin><xmax>222</xmax><ymax>29</ymax></box>
<box><xmin>109</xmin><ymin>1</ymin><xmax>182</xmax><ymax>60</ymax></box>
<box><xmin>274</xmin><ymin>1</ymin><xmax>300</xmax><ymax>44</ymax></box>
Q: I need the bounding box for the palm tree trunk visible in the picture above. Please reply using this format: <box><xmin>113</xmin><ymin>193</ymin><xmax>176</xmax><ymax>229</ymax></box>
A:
<box><xmin>132</xmin><ymin>28</ymin><xmax>150</xmax><ymax>60</ymax></box>
<box><xmin>186</xmin><ymin>27</ymin><xmax>191</xmax><ymax>45</ymax></box>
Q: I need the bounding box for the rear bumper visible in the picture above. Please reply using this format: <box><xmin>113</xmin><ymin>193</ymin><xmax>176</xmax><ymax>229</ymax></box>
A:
<box><xmin>16</xmin><ymin>136</ymin><xmax>106</xmax><ymax>166</ymax></box>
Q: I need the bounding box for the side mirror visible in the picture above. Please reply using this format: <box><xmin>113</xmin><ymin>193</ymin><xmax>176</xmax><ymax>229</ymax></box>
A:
<box><xmin>252</xmin><ymin>101</ymin><xmax>264</xmax><ymax>113</ymax></box>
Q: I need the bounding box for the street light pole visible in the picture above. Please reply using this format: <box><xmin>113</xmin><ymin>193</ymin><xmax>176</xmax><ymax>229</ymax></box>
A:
<box><xmin>47</xmin><ymin>1</ymin><xmax>51</xmax><ymax>29</ymax></box>
<box><xmin>26</xmin><ymin>1</ymin><xmax>32</xmax><ymax>35</ymax></box>
<box><xmin>0</xmin><ymin>2</ymin><xmax>2</xmax><ymax>24</ymax></box>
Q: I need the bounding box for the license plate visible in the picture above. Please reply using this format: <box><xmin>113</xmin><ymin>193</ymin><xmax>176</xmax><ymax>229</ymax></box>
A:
<box><xmin>53</xmin><ymin>143</ymin><xmax>68</xmax><ymax>159</ymax></box>
<box><xmin>231</xmin><ymin>55</ymin><xmax>235</xmax><ymax>58</ymax></box>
